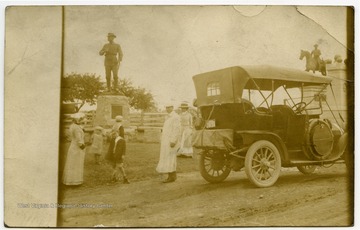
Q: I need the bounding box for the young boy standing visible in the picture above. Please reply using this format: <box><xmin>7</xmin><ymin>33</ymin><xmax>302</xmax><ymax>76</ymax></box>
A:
<box><xmin>107</xmin><ymin>126</ymin><xmax>130</xmax><ymax>184</ymax></box>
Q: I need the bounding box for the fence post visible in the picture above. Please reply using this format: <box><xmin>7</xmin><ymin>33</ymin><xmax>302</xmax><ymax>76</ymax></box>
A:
<box><xmin>140</xmin><ymin>111</ymin><xmax>144</xmax><ymax>126</ymax></box>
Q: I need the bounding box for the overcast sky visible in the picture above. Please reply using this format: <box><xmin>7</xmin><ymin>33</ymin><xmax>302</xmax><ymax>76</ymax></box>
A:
<box><xmin>62</xmin><ymin>6</ymin><xmax>349</xmax><ymax>108</ymax></box>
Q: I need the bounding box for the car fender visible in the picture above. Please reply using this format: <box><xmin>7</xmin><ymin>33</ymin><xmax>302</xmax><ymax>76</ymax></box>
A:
<box><xmin>235</xmin><ymin>130</ymin><xmax>289</xmax><ymax>162</ymax></box>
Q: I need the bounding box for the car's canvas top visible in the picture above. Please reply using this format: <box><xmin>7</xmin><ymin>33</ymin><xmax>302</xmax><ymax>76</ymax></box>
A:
<box><xmin>193</xmin><ymin>65</ymin><xmax>332</xmax><ymax>106</ymax></box>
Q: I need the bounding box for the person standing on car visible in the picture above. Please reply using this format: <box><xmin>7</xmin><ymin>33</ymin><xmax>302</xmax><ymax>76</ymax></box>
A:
<box><xmin>156</xmin><ymin>103</ymin><xmax>181</xmax><ymax>183</ymax></box>
<box><xmin>99</xmin><ymin>33</ymin><xmax>123</xmax><ymax>92</ymax></box>
<box><xmin>62</xmin><ymin>113</ymin><xmax>86</xmax><ymax>186</ymax></box>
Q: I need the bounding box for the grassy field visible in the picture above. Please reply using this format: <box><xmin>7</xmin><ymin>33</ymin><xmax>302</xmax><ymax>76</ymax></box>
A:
<box><xmin>58</xmin><ymin>141</ymin><xmax>199</xmax><ymax>189</ymax></box>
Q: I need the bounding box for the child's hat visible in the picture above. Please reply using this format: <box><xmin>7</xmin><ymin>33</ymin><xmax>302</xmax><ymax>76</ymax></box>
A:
<box><xmin>115</xmin><ymin>115</ymin><xmax>123</xmax><ymax>122</ymax></box>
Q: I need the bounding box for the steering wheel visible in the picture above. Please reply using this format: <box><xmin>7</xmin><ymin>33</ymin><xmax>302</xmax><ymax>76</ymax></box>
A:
<box><xmin>242</xmin><ymin>98</ymin><xmax>254</xmax><ymax>114</ymax></box>
<box><xmin>255</xmin><ymin>107</ymin><xmax>270</xmax><ymax>113</ymax></box>
<box><xmin>292</xmin><ymin>102</ymin><xmax>307</xmax><ymax>113</ymax></box>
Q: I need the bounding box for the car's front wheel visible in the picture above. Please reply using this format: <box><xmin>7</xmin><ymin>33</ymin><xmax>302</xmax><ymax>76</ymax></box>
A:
<box><xmin>199</xmin><ymin>150</ymin><xmax>231</xmax><ymax>183</ymax></box>
<box><xmin>245</xmin><ymin>140</ymin><xmax>281</xmax><ymax>187</ymax></box>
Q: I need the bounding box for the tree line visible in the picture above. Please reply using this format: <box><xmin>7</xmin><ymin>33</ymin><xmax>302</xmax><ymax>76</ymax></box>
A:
<box><xmin>61</xmin><ymin>73</ymin><xmax>157</xmax><ymax>112</ymax></box>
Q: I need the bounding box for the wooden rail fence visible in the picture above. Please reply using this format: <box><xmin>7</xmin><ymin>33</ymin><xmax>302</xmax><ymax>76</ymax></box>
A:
<box><xmin>129</xmin><ymin>112</ymin><xmax>166</xmax><ymax>129</ymax></box>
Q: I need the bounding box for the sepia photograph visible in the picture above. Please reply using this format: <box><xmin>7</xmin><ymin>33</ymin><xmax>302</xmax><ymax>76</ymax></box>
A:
<box><xmin>3</xmin><ymin>3</ymin><xmax>356</xmax><ymax>227</ymax></box>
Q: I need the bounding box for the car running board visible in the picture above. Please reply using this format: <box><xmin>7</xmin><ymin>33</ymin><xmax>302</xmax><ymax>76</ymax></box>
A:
<box><xmin>289</xmin><ymin>159</ymin><xmax>345</xmax><ymax>166</ymax></box>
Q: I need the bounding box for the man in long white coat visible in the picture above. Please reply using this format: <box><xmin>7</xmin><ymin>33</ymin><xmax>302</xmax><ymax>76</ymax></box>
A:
<box><xmin>156</xmin><ymin>104</ymin><xmax>181</xmax><ymax>183</ymax></box>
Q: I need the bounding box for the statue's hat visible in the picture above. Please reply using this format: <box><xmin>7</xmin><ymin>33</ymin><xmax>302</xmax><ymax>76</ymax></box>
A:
<box><xmin>107</xmin><ymin>33</ymin><xmax>116</xmax><ymax>38</ymax></box>
<box><xmin>314</xmin><ymin>44</ymin><xmax>318</xmax><ymax>47</ymax></box>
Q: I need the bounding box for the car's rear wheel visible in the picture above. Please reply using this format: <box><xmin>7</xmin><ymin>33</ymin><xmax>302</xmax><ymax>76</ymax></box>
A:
<box><xmin>245</xmin><ymin>140</ymin><xmax>281</xmax><ymax>187</ymax></box>
<box><xmin>199</xmin><ymin>150</ymin><xmax>231</xmax><ymax>183</ymax></box>
<box><xmin>297</xmin><ymin>165</ymin><xmax>317</xmax><ymax>174</ymax></box>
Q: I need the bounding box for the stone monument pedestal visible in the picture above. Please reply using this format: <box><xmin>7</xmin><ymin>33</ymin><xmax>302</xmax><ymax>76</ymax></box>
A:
<box><xmin>94</xmin><ymin>95</ymin><xmax>130</xmax><ymax>128</ymax></box>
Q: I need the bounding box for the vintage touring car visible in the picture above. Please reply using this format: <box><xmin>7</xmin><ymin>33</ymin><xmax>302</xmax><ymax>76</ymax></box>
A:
<box><xmin>192</xmin><ymin>65</ymin><xmax>349</xmax><ymax>187</ymax></box>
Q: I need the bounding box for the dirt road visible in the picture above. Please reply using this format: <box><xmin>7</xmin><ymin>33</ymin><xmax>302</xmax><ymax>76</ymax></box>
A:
<box><xmin>58</xmin><ymin>164</ymin><xmax>352</xmax><ymax>227</ymax></box>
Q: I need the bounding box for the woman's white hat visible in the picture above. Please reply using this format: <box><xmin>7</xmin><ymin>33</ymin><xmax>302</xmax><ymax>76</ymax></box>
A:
<box><xmin>179</xmin><ymin>101</ymin><xmax>189</xmax><ymax>108</ymax></box>
<box><xmin>71</xmin><ymin>113</ymin><xmax>85</xmax><ymax>120</ymax></box>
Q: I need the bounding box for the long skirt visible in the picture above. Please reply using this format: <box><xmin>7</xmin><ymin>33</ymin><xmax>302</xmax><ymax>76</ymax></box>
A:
<box><xmin>62</xmin><ymin>142</ymin><xmax>85</xmax><ymax>185</ymax></box>
<box><xmin>177</xmin><ymin>127</ymin><xmax>193</xmax><ymax>157</ymax></box>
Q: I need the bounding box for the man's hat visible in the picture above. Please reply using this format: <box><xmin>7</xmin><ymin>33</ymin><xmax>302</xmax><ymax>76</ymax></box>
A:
<box><xmin>107</xmin><ymin>33</ymin><xmax>116</xmax><ymax>38</ymax></box>
<box><xmin>164</xmin><ymin>103</ymin><xmax>174</xmax><ymax>108</ymax></box>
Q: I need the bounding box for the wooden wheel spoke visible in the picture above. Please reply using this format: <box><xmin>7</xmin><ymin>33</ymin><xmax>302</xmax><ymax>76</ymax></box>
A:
<box><xmin>204</xmin><ymin>166</ymin><xmax>210</xmax><ymax>171</ymax></box>
<box><xmin>252</xmin><ymin>158</ymin><xmax>262</xmax><ymax>163</ymax></box>
<box><xmin>259</xmin><ymin>169</ymin><xmax>265</xmax><ymax>180</ymax></box>
<box><xmin>255</xmin><ymin>167</ymin><xmax>262</xmax><ymax>175</ymax></box>
<box><xmin>200</xmin><ymin>150</ymin><xmax>231</xmax><ymax>183</ymax></box>
<box><xmin>245</xmin><ymin>141</ymin><xmax>281</xmax><ymax>187</ymax></box>
<box><xmin>259</xmin><ymin>149</ymin><xmax>263</xmax><ymax>158</ymax></box>
<box><xmin>263</xmin><ymin>148</ymin><xmax>269</xmax><ymax>157</ymax></box>
<box><xmin>262</xmin><ymin>170</ymin><xmax>268</xmax><ymax>180</ymax></box>
<box><xmin>255</xmin><ymin>151</ymin><xmax>262</xmax><ymax>159</ymax></box>
<box><xmin>252</xmin><ymin>164</ymin><xmax>261</xmax><ymax>169</ymax></box>
<box><xmin>263</xmin><ymin>169</ymin><xmax>268</xmax><ymax>180</ymax></box>
<box><xmin>266</xmin><ymin>151</ymin><xmax>274</xmax><ymax>160</ymax></box>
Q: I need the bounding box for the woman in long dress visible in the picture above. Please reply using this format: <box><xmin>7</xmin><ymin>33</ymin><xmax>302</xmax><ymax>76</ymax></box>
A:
<box><xmin>62</xmin><ymin>113</ymin><xmax>86</xmax><ymax>186</ymax></box>
<box><xmin>177</xmin><ymin>102</ymin><xmax>193</xmax><ymax>158</ymax></box>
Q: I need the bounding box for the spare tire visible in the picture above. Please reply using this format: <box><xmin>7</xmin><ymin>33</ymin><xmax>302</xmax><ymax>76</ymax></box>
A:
<box><xmin>304</xmin><ymin>119</ymin><xmax>334</xmax><ymax>160</ymax></box>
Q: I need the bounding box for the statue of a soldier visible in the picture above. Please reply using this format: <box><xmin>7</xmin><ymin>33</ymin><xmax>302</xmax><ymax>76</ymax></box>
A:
<box><xmin>99</xmin><ymin>33</ymin><xmax>123</xmax><ymax>92</ymax></box>
<box><xmin>311</xmin><ymin>44</ymin><xmax>321</xmax><ymax>70</ymax></box>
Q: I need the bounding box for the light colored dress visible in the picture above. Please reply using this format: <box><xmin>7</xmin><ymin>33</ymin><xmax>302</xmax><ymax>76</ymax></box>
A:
<box><xmin>156</xmin><ymin>111</ymin><xmax>181</xmax><ymax>173</ymax></box>
<box><xmin>62</xmin><ymin>123</ymin><xmax>85</xmax><ymax>185</ymax></box>
<box><xmin>177</xmin><ymin>111</ymin><xmax>194</xmax><ymax>157</ymax></box>
<box><xmin>89</xmin><ymin>133</ymin><xmax>103</xmax><ymax>156</ymax></box>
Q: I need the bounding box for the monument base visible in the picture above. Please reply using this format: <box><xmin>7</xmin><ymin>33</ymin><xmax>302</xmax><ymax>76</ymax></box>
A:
<box><xmin>94</xmin><ymin>95</ymin><xmax>130</xmax><ymax>128</ymax></box>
